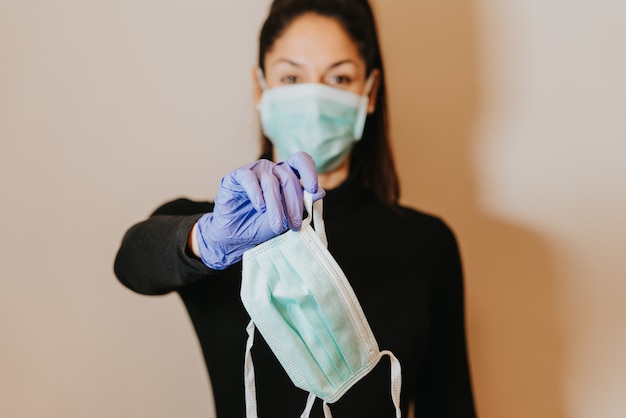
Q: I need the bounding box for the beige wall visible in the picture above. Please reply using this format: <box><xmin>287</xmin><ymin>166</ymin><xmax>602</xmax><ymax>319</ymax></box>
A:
<box><xmin>1</xmin><ymin>1</ymin><xmax>624</xmax><ymax>417</ymax></box>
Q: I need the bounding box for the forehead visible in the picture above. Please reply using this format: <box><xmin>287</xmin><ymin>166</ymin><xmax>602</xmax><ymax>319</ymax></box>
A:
<box><xmin>264</xmin><ymin>13</ymin><xmax>364</xmax><ymax>70</ymax></box>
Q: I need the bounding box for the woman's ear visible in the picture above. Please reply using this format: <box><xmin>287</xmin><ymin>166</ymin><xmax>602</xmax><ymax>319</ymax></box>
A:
<box><xmin>366</xmin><ymin>69</ymin><xmax>381</xmax><ymax>114</ymax></box>
<box><xmin>252</xmin><ymin>67</ymin><xmax>263</xmax><ymax>106</ymax></box>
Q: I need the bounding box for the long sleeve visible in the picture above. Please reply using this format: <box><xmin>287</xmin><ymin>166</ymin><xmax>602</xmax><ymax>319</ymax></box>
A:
<box><xmin>113</xmin><ymin>198</ymin><xmax>218</xmax><ymax>295</ymax></box>
<box><xmin>113</xmin><ymin>180</ymin><xmax>478</xmax><ymax>417</ymax></box>
<box><xmin>415</xmin><ymin>221</ymin><xmax>477</xmax><ymax>417</ymax></box>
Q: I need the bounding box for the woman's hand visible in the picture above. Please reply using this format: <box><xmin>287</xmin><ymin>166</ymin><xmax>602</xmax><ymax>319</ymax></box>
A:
<box><xmin>191</xmin><ymin>152</ymin><xmax>325</xmax><ymax>270</ymax></box>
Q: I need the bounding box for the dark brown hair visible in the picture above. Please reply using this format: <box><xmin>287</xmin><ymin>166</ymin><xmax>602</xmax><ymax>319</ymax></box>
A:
<box><xmin>258</xmin><ymin>0</ymin><xmax>400</xmax><ymax>206</ymax></box>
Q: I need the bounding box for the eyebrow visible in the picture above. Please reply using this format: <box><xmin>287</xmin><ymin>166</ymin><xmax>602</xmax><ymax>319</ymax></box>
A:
<box><xmin>272</xmin><ymin>59</ymin><xmax>303</xmax><ymax>68</ymax></box>
<box><xmin>271</xmin><ymin>58</ymin><xmax>358</xmax><ymax>70</ymax></box>
<box><xmin>327</xmin><ymin>59</ymin><xmax>358</xmax><ymax>70</ymax></box>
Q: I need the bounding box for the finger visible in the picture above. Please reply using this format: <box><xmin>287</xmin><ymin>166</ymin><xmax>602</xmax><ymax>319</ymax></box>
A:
<box><xmin>273</xmin><ymin>162</ymin><xmax>304</xmax><ymax>230</ymax></box>
<box><xmin>285</xmin><ymin>151</ymin><xmax>319</xmax><ymax>194</ymax></box>
<box><xmin>255</xmin><ymin>163</ymin><xmax>286</xmax><ymax>234</ymax></box>
<box><xmin>310</xmin><ymin>186</ymin><xmax>326</xmax><ymax>202</ymax></box>
<box><xmin>229</xmin><ymin>165</ymin><xmax>266</xmax><ymax>213</ymax></box>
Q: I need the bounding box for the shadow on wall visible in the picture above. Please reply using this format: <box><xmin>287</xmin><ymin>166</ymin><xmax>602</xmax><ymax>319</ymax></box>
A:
<box><xmin>374</xmin><ymin>1</ymin><xmax>566</xmax><ymax>417</ymax></box>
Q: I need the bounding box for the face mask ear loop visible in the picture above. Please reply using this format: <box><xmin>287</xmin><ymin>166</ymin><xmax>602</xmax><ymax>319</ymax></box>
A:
<box><xmin>353</xmin><ymin>72</ymin><xmax>376</xmax><ymax>140</ymax></box>
<box><xmin>299</xmin><ymin>393</ymin><xmax>317</xmax><ymax>418</ymax></box>
<box><xmin>363</xmin><ymin>72</ymin><xmax>376</xmax><ymax>97</ymax></box>
<box><xmin>322</xmin><ymin>402</ymin><xmax>333</xmax><ymax>418</ymax></box>
<box><xmin>380</xmin><ymin>350</ymin><xmax>403</xmax><ymax>418</ymax></box>
<box><xmin>256</xmin><ymin>68</ymin><xmax>268</xmax><ymax>112</ymax></box>
<box><xmin>256</xmin><ymin>68</ymin><xmax>268</xmax><ymax>91</ymax></box>
<box><xmin>244</xmin><ymin>320</ymin><xmax>259</xmax><ymax>418</ymax></box>
<box><xmin>303</xmin><ymin>192</ymin><xmax>327</xmax><ymax>248</ymax></box>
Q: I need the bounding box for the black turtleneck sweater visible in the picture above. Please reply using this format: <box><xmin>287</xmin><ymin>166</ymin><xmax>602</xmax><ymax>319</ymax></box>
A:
<box><xmin>114</xmin><ymin>173</ymin><xmax>476</xmax><ymax>418</ymax></box>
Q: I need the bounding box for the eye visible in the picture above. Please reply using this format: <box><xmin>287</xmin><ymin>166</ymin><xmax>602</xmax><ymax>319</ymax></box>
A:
<box><xmin>280</xmin><ymin>75</ymin><xmax>298</xmax><ymax>85</ymax></box>
<box><xmin>328</xmin><ymin>75</ymin><xmax>352</xmax><ymax>86</ymax></box>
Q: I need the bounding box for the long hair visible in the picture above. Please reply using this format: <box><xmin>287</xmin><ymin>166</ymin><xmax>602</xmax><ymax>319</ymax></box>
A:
<box><xmin>258</xmin><ymin>0</ymin><xmax>400</xmax><ymax>207</ymax></box>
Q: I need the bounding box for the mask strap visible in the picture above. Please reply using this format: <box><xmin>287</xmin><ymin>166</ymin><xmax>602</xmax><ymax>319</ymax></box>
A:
<box><xmin>244</xmin><ymin>320</ymin><xmax>259</xmax><ymax>418</ymax></box>
<box><xmin>363</xmin><ymin>72</ymin><xmax>376</xmax><ymax>96</ymax></box>
<box><xmin>300</xmin><ymin>394</ymin><xmax>332</xmax><ymax>418</ymax></box>
<box><xmin>303</xmin><ymin>352</ymin><xmax>401</xmax><ymax>418</ymax></box>
<box><xmin>299</xmin><ymin>393</ymin><xmax>317</xmax><ymax>418</ymax></box>
<box><xmin>353</xmin><ymin>72</ymin><xmax>377</xmax><ymax>140</ymax></box>
<box><xmin>323</xmin><ymin>401</ymin><xmax>333</xmax><ymax>418</ymax></box>
<box><xmin>303</xmin><ymin>192</ymin><xmax>327</xmax><ymax>248</ymax></box>
<box><xmin>256</xmin><ymin>68</ymin><xmax>268</xmax><ymax>91</ymax></box>
<box><xmin>380</xmin><ymin>350</ymin><xmax>403</xmax><ymax>418</ymax></box>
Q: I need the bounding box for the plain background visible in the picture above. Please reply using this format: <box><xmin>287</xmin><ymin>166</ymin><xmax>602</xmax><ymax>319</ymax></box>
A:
<box><xmin>1</xmin><ymin>0</ymin><xmax>625</xmax><ymax>417</ymax></box>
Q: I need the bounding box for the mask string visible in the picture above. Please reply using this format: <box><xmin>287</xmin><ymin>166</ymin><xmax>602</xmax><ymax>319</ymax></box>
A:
<box><xmin>299</xmin><ymin>393</ymin><xmax>317</xmax><ymax>418</ymax></box>
<box><xmin>353</xmin><ymin>72</ymin><xmax>377</xmax><ymax>140</ymax></box>
<box><xmin>256</xmin><ymin>68</ymin><xmax>268</xmax><ymax>91</ymax></box>
<box><xmin>244</xmin><ymin>320</ymin><xmax>258</xmax><ymax>418</ymax></box>
<box><xmin>381</xmin><ymin>350</ymin><xmax>403</xmax><ymax>418</ymax></box>
<box><xmin>303</xmin><ymin>192</ymin><xmax>328</xmax><ymax>248</ymax></box>
<box><xmin>322</xmin><ymin>401</ymin><xmax>333</xmax><ymax>418</ymax></box>
<box><xmin>363</xmin><ymin>72</ymin><xmax>376</xmax><ymax>96</ymax></box>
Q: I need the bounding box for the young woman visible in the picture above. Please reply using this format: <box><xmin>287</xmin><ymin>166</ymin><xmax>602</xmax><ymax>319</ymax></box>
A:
<box><xmin>114</xmin><ymin>1</ymin><xmax>477</xmax><ymax>417</ymax></box>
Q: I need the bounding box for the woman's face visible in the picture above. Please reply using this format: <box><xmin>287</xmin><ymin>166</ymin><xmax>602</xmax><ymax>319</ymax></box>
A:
<box><xmin>258</xmin><ymin>13</ymin><xmax>374</xmax><ymax>96</ymax></box>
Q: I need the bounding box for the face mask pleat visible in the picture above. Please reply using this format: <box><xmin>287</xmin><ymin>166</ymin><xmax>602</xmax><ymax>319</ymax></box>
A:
<box><xmin>258</xmin><ymin>242</ymin><xmax>354</xmax><ymax>392</ymax></box>
<box><xmin>241</xmin><ymin>193</ymin><xmax>403</xmax><ymax>415</ymax></box>
<box><xmin>258</xmin><ymin>82</ymin><xmax>367</xmax><ymax>173</ymax></box>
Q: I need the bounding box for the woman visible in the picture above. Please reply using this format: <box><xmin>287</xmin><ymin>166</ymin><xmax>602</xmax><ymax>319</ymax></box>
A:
<box><xmin>114</xmin><ymin>0</ymin><xmax>477</xmax><ymax>417</ymax></box>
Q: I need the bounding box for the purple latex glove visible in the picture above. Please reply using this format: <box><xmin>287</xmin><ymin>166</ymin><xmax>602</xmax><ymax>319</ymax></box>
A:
<box><xmin>196</xmin><ymin>152</ymin><xmax>325</xmax><ymax>270</ymax></box>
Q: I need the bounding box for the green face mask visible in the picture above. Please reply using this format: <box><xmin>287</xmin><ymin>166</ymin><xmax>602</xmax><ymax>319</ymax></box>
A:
<box><xmin>257</xmin><ymin>70</ymin><xmax>375</xmax><ymax>173</ymax></box>
<box><xmin>241</xmin><ymin>193</ymin><xmax>402</xmax><ymax>418</ymax></box>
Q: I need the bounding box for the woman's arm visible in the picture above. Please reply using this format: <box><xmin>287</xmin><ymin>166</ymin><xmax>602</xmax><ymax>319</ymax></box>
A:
<box><xmin>114</xmin><ymin>153</ymin><xmax>321</xmax><ymax>294</ymax></box>
<box><xmin>113</xmin><ymin>199</ymin><xmax>219</xmax><ymax>295</ymax></box>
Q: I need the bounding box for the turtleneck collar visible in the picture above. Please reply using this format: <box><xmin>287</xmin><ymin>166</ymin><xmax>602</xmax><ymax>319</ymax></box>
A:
<box><xmin>322</xmin><ymin>167</ymin><xmax>372</xmax><ymax>217</ymax></box>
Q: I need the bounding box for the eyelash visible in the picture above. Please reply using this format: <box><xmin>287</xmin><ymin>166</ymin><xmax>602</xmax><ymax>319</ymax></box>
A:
<box><xmin>280</xmin><ymin>75</ymin><xmax>298</xmax><ymax>84</ymax></box>
<box><xmin>329</xmin><ymin>75</ymin><xmax>351</xmax><ymax>85</ymax></box>
<box><xmin>279</xmin><ymin>75</ymin><xmax>353</xmax><ymax>85</ymax></box>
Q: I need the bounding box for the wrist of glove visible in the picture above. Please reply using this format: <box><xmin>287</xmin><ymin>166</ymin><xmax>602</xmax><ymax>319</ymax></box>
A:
<box><xmin>195</xmin><ymin>152</ymin><xmax>325</xmax><ymax>270</ymax></box>
<box><xmin>195</xmin><ymin>212</ymin><xmax>248</xmax><ymax>270</ymax></box>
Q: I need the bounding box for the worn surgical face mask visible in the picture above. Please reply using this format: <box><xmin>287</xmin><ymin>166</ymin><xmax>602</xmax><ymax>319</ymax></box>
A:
<box><xmin>257</xmin><ymin>69</ymin><xmax>375</xmax><ymax>173</ymax></box>
<box><xmin>241</xmin><ymin>192</ymin><xmax>401</xmax><ymax>418</ymax></box>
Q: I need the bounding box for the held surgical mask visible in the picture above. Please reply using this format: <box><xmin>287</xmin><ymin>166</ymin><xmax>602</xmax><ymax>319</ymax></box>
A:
<box><xmin>241</xmin><ymin>192</ymin><xmax>402</xmax><ymax>418</ymax></box>
<box><xmin>257</xmin><ymin>69</ymin><xmax>375</xmax><ymax>173</ymax></box>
